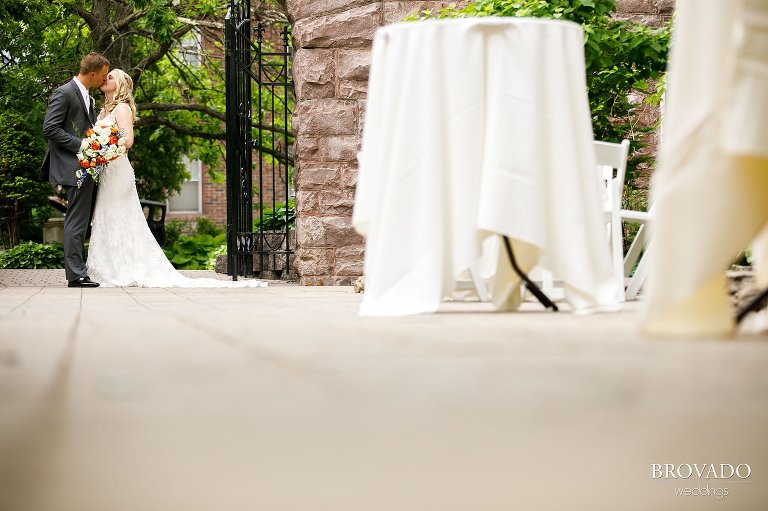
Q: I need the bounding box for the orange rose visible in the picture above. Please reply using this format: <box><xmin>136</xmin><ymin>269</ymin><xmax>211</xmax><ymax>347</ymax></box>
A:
<box><xmin>110</xmin><ymin>126</ymin><xmax>118</xmax><ymax>134</ymax></box>
<box><xmin>90</xmin><ymin>141</ymin><xmax>101</xmax><ymax>150</ymax></box>
<box><xmin>79</xmin><ymin>160</ymin><xmax>90</xmax><ymax>168</ymax></box>
<box><xmin>89</xmin><ymin>160</ymin><xmax>96</xmax><ymax>167</ymax></box>
<box><xmin>109</xmin><ymin>136</ymin><xmax>118</xmax><ymax>145</ymax></box>
<box><xmin>96</xmin><ymin>156</ymin><xmax>106</xmax><ymax>164</ymax></box>
<box><xmin>85</xmin><ymin>129</ymin><xmax>95</xmax><ymax>137</ymax></box>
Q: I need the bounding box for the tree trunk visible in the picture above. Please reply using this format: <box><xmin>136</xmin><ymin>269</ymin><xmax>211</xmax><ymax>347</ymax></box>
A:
<box><xmin>91</xmin><ymin>0</ymin><xmax>133</xmax><ymax>71</ymax></box>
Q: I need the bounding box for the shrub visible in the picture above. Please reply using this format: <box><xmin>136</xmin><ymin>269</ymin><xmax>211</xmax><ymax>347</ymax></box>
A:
<box><xmin>195</xmin><ymin>216</ymin><xmax>224</xmax><ymax>237</ymax></box>
<box><xmin>205</xmin><ymin>243</ymin><xmax>227</xmax><ymax>270</ymax></box>
<box><xmin>0</xmin><ymin>111</ymin><xmax>50</xmax><ymax>247</ymax></box>
<box><xmin>254</xmin><ymin>199</ymin><xmax>295</xmax><ymax>231</ymax></box>
<box><xmin>163</xmin><ymin>232</ymin><xmax>227</xmax><ymax>270</ymax></box>
<box><xmin>163</xmin><ymin>219</ymin><xmax>190</xmax><ymax>249</ymax></box>
<box><xmin>0</xmin><ymin>241</ymin><xmax>64</xmax><ymax>269</ymax></box>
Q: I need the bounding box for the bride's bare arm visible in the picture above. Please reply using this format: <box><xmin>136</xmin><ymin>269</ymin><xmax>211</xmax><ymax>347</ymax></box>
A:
<box><xmin>113</xmin><ymin>103</ymin><xmax>135</xmax><ymax>149</ymax></box>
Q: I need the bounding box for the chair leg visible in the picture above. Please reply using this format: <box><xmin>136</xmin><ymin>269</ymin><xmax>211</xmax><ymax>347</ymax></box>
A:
<box><xmin>625</xmin><ymin>241</ymin><xmax>651</xmax><ymax>300</ymax></box>
<box><xmin>611</xmin><ymin>215</ymin><xmax>626</xmax><ymax>302</ymax></box>
<box><xmin>624</xmin><ymin>223</ymin><xmax>647</xmax><ymax>277</ymax></box>
<box><xmin>540</xmin><ymin>269</ymin><xmax>554</xmax><ymax>297</ymax></box>
<box><xmin>468</xmin><ymin>265</ymin><xmax>490</xmax><ymax>302</ymax></box>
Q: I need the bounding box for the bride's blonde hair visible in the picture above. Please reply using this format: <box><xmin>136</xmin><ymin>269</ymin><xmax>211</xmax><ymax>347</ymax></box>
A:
<box><xmin>103</xmin><ymin>69</ymin><xmax>137</xmax><ymax>121</ymax></box>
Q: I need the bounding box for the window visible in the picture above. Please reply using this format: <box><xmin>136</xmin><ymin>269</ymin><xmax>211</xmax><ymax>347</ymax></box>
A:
<box><xmin>168</xmin><ymin>158</ymin><xmax>202</xmax><ymax>213</ymax></box>
<box><xmin>179</xmin><ymin>31</ymin><xmax>202</xmax><ymax>66</ymax></box>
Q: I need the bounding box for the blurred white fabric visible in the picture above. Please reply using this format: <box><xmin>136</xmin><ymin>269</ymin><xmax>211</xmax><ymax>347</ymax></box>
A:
<box><xmin>644</xmin><ymin>0</ymin><xmax>768</xmax><ymax>337</ymax></box>
<box><xmin>353</xmin><ymin>18</ymin><xmax>619</xmax><ymax>316</ymax></box>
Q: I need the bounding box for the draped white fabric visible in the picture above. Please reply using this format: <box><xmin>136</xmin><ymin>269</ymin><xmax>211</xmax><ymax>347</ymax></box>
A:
<box><xmin>644</xmin><ymin>0</ymin><xmax>768</xmax><ymax>337</ymax></box>
<box><xmin>353</xmin><ymin>18</ymin><xmax>619</xmax><ymax>316</ymax></box>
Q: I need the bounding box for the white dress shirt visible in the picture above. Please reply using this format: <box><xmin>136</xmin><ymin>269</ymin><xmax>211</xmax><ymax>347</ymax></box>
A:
<box><xmin>73</xmin><ymin>76</ymin><xmax>91</xmax><ymax>114</ymax></box>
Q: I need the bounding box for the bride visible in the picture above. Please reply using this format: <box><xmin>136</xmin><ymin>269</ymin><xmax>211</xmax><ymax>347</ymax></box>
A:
<box><xmin>86</xmin><ymin>69</ymin><xmax>266</xmax><ymax>288</ymax></box>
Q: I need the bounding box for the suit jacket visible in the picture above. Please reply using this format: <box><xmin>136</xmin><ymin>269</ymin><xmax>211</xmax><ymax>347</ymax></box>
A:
<box><xmin>40</xmin><ymin>79</ymin><xmax>97</xmax><ymax>186</ymax></box>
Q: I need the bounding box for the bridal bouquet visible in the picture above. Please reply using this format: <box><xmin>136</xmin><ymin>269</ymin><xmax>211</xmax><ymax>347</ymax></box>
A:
<box><xmin>75</xmin><ymin>120</ymin><xmax>127</xmax><ymax>188</ymax></box>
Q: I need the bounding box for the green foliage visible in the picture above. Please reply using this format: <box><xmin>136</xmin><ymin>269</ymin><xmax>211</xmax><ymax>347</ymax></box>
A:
<box><xmin>254</xmin><ymin>199</ymin><xmax>295</xmax><ymax>231</ymax></box>
<box><xmin>0</xmin><ymin>241</ymin><xmax>64</xmax><ymax>269</ymax></box>
<box><xmin>622</xmin><ymin>184</ymin><xmax>649</xmax><ymax>250</ymax></box>
<box><xmin>0</xmin><ymin>0</ymin><xmax>293</xmax><ymax>204</ymax></box>
<box><xmin>205</xmin><ymin>243</ymin><xmax>227</xmax><ymax>270</ymax></box>
<box><xmin>0</xmin><ymin>111</ymin><xmax>51</xmax><ymax>247</ymax></box>
<box><xmin>409</xmin><ymin>0</ymin><xmax>671</xmax><ymax>146</ymax></box>
<box><xmin>163</xmin><ymin>232</ymin><xmax>226</xmax><ymax>270</ymax></box>
<box><xmin>195</xmin><ymin>216</ymin><xmax>224</xmax><ymax>237</ymax></box>
<box><xmin>162</xmin><ymin>218</ymin><xmax>190</xmax><ymax>249</ymax></box>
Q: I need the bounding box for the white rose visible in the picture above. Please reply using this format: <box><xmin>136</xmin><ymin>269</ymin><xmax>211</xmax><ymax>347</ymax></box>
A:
<box><xmin>97</xmin><ymin>134</ymin><xmax>110</xmax><ymax>145</ymax></box>
<box><xmin>80</xmin><ymin>139</ymin><xmax>89</xmax><ymax>150</ymax></box>
<box><xmin>118</xmin><ymin>138</ymin><xmax>126</xmax><ymax>147</ymax></box>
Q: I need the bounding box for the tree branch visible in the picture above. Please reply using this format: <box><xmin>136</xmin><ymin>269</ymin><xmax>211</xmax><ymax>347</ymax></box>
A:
<box><xmin>61</xmin><ymin>0</ymin><xmax>98</xmax><ymax>29</ymax></box>
<box><xmin>136</xmin><ymin>114</ymin><xmax>221</xmax><ymax>139</ymax></box>
<box><xmin>130</xmin><ymin>23</ymin><xmax>194</xmax><ymax>83</ymax></box>
<box><xmin>177</xmin><ymin>16</ymin><xmax>223</xmax><ymax>30</ymax></box>
<box><xmin>254</xmin><ymin>1</ymin><xmax>290</xmax><ymax>23</ymax></box>
<box><xmin>136</xmin><ymin>115</ymin><xmax>294</xmax><ymax>165</ymax></box>
<box><xmin>136</xmin><ymin>104</ymin><xmax>295</xmax><ymax>138</ymax></box>
<box><xmin>137</xmin><ymin>102</ymin><xmax>226</xmax><ymax>122</ymax></box>
<box><xmin>113</xmin><ymin>6</ymin><xmax>151</xmax><ymax>31</ymax></box>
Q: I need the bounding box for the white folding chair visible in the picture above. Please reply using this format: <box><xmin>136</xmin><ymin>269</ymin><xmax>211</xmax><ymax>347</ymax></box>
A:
<box><xmin>621</xmin><ymin>208</ymin><xmax>652</xmax><ymax>300</ymax></box>
<box><xmin>596</xmin><ymin>139</ymin><xmax>631</xmax><ymax>302</ymax></box>
<box><xmin>538</xmin><ymin>139</ymin><xmax>631</xmax><ymax>302</ymax></box>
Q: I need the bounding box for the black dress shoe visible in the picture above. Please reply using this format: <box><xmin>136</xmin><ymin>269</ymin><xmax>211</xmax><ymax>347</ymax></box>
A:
<box><xmin>68</xmin><ymin>276</ymin><xmax>100</xmax><ymax>288</ymax></box>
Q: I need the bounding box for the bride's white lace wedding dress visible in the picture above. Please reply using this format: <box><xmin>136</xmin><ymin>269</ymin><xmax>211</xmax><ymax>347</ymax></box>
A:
<box><xmin>86</xmin><ymin>113</ymin><xmax>266</xmax><ymax>288</ymax></box>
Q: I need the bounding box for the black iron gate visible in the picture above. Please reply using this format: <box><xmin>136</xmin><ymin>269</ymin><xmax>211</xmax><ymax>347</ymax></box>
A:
<box><xmin>225</xmin><ymin>0</ymin><xmax>294</xmax><ymax>280</ymax></box>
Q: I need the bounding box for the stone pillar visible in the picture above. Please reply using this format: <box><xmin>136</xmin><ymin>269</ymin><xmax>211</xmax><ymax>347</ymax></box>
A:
<box><xmin>288</xmin><ymin>0</ymin><xmax>467</xmax><ymax>285</ymax></box>
<box><xmin>615</xmin><ymin>0</ymin><xmax>675</xmax><ymax>25</ymax></box>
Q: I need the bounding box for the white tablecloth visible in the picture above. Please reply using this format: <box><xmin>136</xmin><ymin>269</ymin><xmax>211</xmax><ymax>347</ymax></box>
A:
<box><xmin>643</xmin><ymin>0</ymin><xmax>768</xmax><ymax>337</ymax></box>
<box><xmin>353</xmin><ymin>18</ymin><xmax>620</xmax><ymax>316</ymax></box>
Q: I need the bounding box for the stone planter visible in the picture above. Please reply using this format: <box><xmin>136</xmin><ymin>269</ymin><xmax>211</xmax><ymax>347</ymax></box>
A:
<box><xmin>42</xmin><ymin>216</ymin><xmax>65</xmax><ymax>244</ymax></box>
<box><xmin>728</xmin><ymin>266</ymin><xmax>767</xmax><ymax>313</ymax></box>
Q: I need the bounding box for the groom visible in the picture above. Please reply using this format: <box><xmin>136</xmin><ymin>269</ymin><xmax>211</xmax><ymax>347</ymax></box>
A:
<box><xmin>41</xmin><ymin>52</ymin><xmax>109</xmax><ymax>288</ymax></box>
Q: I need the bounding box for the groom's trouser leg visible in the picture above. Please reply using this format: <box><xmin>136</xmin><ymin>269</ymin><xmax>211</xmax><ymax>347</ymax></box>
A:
<box><xmin>63</xmin><ymin>178</ymin><xmax>96</xmax><ymax>282</ymax></box>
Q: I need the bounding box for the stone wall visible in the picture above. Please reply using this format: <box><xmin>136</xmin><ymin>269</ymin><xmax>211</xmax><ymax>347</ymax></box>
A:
<box><xmin>288</xmin><ymin>0</ymin><xmax>673</xmax><ymax>285</ymax></box>
<box><xmin>615</xmin><ymin>0</ymin><xmax>674</xmax><ymax>26</ymax></box>
<box><xmin>288</xmin><ymin>1</ymin><xmax>465</xmax><ymax>285</ymax></box>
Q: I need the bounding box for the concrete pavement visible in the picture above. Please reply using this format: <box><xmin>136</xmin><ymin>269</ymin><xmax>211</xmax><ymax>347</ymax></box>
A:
<box><xmin>1</xmin><ymin>270</ymin><xmax>767</xmax><ymax>510</ymax></box>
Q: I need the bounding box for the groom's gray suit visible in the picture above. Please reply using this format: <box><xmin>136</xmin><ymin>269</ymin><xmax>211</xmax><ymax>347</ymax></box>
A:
<box><xmin>41</xmin><ymin>79</ymin><xmax>98</xmax><ymax>282</ymax></box>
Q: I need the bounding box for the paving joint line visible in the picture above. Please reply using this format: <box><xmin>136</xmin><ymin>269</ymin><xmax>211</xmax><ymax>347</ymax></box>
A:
<box><xmin>9</xmin><ymin>287</ymin><xmax>44</xmax><ymax>314</ymax></box>
<box><xmin>121</xmin><ymin>287</ymin><xmax>153</xmax><ymax>312</ymax></box>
